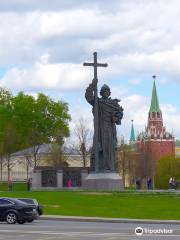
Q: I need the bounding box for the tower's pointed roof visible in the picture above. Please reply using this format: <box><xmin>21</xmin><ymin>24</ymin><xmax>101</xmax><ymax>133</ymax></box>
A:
<box><xmin>149</xmin><ymin>79</ymin><xmax>161</xmax><ymax>113</ymax></box>
<box><xmin>130</xmin><ymin>120</ymin><xmax>135</xmax><ymax>142</ymax></box>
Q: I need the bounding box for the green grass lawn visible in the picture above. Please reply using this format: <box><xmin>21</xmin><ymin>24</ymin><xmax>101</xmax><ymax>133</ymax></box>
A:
<box><xmin>0</xmin><ymin>190</ymin><xmax>180</xmax><ymax>220</ymax></box>
<box><xmin>0</xmin><ymin>182</ymin><xmax>27</xmax><ymax>191</ymax></box>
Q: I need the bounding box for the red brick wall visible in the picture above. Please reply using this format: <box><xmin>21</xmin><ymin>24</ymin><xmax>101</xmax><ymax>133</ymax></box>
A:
<box><xmin>150</xmin><ymin>141</ymin><xmax>175</xmax><ymax>161</ymax></box>
<box><xmin>137</xmin><ymin>140</ymin><xmax>175</xmax><ymax>162</ymax></box>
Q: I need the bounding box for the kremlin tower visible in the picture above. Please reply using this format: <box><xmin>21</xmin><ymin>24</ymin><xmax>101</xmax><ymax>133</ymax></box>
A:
<box><xmin>137</xmin><ymin>76</ymin><xmax>175</xmax><ymax>177</ymax></box>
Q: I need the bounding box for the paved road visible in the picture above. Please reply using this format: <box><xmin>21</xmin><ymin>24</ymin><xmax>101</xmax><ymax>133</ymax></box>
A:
<box><xmin>0</xmin><ymin>220</ymin><xmax>180</xmax><ymax>240</ymax></box>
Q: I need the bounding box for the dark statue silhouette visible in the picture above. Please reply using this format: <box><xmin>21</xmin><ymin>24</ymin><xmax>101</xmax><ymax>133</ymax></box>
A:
<box><xmin>84</xmin><ymin>52</ymin><xmax>123</xmax><ymax>173</ymax></box>
<box><xmin>85</xmin><ymin>80</ymin><xmax>123</xmax><ymax>172</ymax></box>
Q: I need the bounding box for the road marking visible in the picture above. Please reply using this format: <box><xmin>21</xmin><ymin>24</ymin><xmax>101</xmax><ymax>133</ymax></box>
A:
<box><xmin>0</xmin><ymin>229</ymin><xmax>133</xmax><ymax>237</ymax></box>
<box><xmin>0</xmin><ymin>229</ymin><xmax>180</xmax><ymax>239</ymax></box>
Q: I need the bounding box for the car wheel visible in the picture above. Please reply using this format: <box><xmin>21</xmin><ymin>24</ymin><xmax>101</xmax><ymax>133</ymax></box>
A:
<box><xmin>6</xmin><ymin>212</ymin><xmax>17</xmax><ymax>224</ymax></box>
<box><xmin>27</xmin><ymin>219</ymin><xmax>34</xmax><ymax>223</ymax></box>
<box><xmin>17</xmin><ymin>220</ymin><xmax>26</xmax><ymax>224</ymax></box>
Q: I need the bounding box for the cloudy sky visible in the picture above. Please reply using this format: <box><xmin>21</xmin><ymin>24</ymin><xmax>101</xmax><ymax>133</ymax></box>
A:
<box><xmin>0</xmin><ymin>0</ymin><xmax>180</xmax><ymax>141</ymax></box>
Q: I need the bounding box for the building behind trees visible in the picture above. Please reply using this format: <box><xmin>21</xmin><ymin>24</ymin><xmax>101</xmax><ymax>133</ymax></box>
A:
<box><xmin>117</xmin><ymin>78</ymin><xmax>176</xmax><ymax>188</ymax></box>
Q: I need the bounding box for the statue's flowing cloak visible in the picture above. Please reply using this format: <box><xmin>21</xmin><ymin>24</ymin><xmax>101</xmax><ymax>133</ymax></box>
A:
<box><xmin>85</xmin><ymin>83</ymin><xmax>123</xmax><ymax>172</ymax></box>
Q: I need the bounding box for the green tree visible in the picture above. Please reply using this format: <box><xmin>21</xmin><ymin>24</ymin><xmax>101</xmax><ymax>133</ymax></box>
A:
<box><xmin>155</xmin><ymin>156</ymin><xmax>180</xmax><ymax>189</ymax></box>
<box><xmin>0</xmin><ymin>88</ymin><xmax>71</xmax><ymax>180</ymax></box>
<box><xmin>31</xmin><ymin>93</ymin><xmax>71</xmax><ymax>166</ymax></box>
<box><xmin>12</xmin><ymin>92</ymin><xmax>35</xmax><ymax>149</ymax></box>
<box><xmin>47</xmin><ymin>142</ymin><xmax>69</xmax><ymax>168</ymax></box>
<box><xmin>13</xmin><ymin>92</ymin><xmax>71</xmax><ymax>167</ymax></box>
<box><xmin>0</xmin><ymin>87</ymin><xmax>18</xmax><ymax>184</ymax></box>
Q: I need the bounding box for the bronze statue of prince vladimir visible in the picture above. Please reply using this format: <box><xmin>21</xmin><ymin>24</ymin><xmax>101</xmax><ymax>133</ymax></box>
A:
<box><xmin>85</xmin><ymin>80</ymin><xmax>123</xmax><ymax>172</ymax></box>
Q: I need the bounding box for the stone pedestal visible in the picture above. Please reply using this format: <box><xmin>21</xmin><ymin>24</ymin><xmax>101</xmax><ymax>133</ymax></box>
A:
<box><xmin>31</xmin><ymin>169</ymin><xmax>42</xmax><ymax>190</ymax></box>
<box><xmin>81</xmin><ymin>169</ymin><xmax>88</xmax><ymax>182</ymax></box>
<box><xmin>57</xmin><ymin>170</ymin><xmax>63</xmax><ymax>189</ymax></box>
<box><xmin>82</xmin><ymin>172</ymin><xmax>124</xmax><ymax>191</ymax></box>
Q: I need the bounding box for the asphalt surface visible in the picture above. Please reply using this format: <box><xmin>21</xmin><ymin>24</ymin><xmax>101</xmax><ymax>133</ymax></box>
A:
<box><xmin>0</xmin><ymin>220</ymin><xmax>180</xmax><ymax>240</ymax></box>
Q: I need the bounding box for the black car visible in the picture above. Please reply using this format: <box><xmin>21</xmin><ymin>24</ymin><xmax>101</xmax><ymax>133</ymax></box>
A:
<box><xmin>17</xmin><ymin>198</ymin><xmax>43</xmax><ymax>217</ymax></box>
<box><xmin>0</xmin><ymin>198</ymin><xmax>38</xmax><ymax>224</ymax></box>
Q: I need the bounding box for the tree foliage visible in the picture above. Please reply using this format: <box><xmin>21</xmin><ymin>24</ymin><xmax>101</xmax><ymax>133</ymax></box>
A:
<box><xmin>0</xmin><ymin>87</ymin><xmax>71</xmax><ymax>177</ymax></box>
<box><xmin>47</xmin><ymin>142</ymin><xmax>69</xmax><ymax>168</ymax></box>
<box><xmin>155</xmin><ymin>156</ymin><xmax>180</xmax><ymax>189</ymax></box>
<box><xmin>117</xmin><ymin>144</ymin><xmax>142</xmax><ymax>187</ymax></box>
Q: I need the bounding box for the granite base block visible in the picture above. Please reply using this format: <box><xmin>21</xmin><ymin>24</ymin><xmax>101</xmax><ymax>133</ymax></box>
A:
<box><xmin>82</xmin><ymin>173</ymin><xmax>124</xmax><ymax>191</ymax></box>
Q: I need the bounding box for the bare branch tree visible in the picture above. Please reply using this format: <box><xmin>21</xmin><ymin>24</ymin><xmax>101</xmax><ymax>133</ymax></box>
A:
<box><xmin>73</xmin><ymin>118</ymin><xmax>92</xmax><ymax>167</ymax></box>
<box><xmin>16</xmin><ymin>155</ymin><xmax>33</xmax><ymax>182</ymax></box>
<box><xmin>117</xmin><ymin>139</ymin><xmax>143</xmax><ymax>187</ymax></box>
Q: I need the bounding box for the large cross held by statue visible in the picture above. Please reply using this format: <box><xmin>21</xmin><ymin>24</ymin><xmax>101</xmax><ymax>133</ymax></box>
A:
<box><xmin>83</xmin><ymin>52</ymin><xmax>108</xmax><ymax>172</ymax></box>
<box><xmin>83</xmin><ymin>52</ymin><xmax>108</xmax><ymax>80</ymax></box>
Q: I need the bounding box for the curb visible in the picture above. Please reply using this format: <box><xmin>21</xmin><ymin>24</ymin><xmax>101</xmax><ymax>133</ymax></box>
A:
<box><xmin>40</xmin><ymin>215</ymin><xmax>180</xmax><ymax>224</ymax></box>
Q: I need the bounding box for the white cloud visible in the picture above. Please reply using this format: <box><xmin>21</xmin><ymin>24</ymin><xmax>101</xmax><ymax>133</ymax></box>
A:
<box><xmin>0</xmin><ymin>1</ymin><xmax>179</xmax><ymax>79</ymax></box>
<box><xmin>0</xmin><ymin>0</ymin><xmax>179</xmax><ymax>140</ymax></box>
<box><xmin>0</xmin><ymin>0</ymin><xmax>118</xmax><ymax>12</ymax></box>
<box><xmin>24</xmin><ymin>91</ymin><xmax>38</xmax><ymax>100</ymax></box>
<box><xmin>0</xmin><ymin>55</ymin><xmax>92</xmax><ymax>91</ymax></box>
<box><xmin>161</xmin><ymin>104</ymin><xmax>180</xmax><ymax>138</ymax></box>
<box><xmin>119</xmin><ymin>94</ymin><xmax>149</xmax><ymax>138</ymax></box>
<box><xmin>110</xmin><ymin>86</ymin><xmax>128</xmax><ymax>99</ymax></box>
<box><xmin>107</xmin><ymin>46</ymin><xmax>180</xmax><ymax>80</ymax></box>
